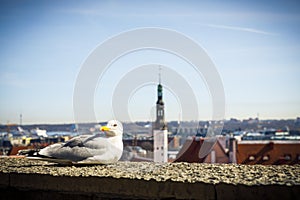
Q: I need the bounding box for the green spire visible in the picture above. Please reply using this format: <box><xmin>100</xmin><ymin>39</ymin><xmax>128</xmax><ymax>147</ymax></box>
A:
<box><xmin>158</xmin><ymin>84</ymin><xmax>162</xmax><ymax>99</ymax></box>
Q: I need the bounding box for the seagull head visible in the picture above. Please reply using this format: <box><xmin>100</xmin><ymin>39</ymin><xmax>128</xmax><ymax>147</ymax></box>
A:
<box><xmin>101</xmin><ymin>120</ymin><xmax>123</xmax><ymax>137</ymax></box>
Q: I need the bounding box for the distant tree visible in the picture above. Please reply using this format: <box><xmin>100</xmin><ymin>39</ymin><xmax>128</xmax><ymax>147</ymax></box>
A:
<box><xmin>140</xmin><ymin>141</ymin><xmax>153</xmax><ymax>151</ymax></box>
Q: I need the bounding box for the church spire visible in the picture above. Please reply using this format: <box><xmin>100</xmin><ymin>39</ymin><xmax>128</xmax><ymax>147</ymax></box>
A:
<box><xmin>156</xmin><ymin>66</ymin><xmax>163</xmax><ymax>104</ymax></box>
<box><xmin>155</xmin><ymin>66</ymin><xmax>167</xmax><ymax>130</ymax></box>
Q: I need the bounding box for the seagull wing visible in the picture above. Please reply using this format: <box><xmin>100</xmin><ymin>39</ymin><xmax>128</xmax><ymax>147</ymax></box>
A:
<box><xmin>39</xmin><ymin>134</ymin><xmax>106</xmax><ymax>162</ymax></box>
<box><xmin>62</xmin><ymin>135</ymin><xmax>90</xmax><ymax>148</ymax></box>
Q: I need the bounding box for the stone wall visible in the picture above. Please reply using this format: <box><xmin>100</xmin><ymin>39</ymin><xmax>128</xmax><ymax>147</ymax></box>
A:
<box><xmin>0</xmin><ymin>158</ymin><xmax>299</xmax><ymax>199</ymax></box>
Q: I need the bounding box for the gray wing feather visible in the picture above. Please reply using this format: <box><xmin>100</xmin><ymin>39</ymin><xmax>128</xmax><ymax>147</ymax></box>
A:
<box><xmin>39</xmin><ymin>134</ymin><xmax>107</xmax><ymax>162</ymax></box>
<box><xmin>63</xmin><ymin>135</ymin><xmax>91</xmax><ymax>148</ymax></box>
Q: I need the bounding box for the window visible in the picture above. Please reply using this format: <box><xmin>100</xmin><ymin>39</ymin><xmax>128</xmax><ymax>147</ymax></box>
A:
<box><xmin>248</xmin><ymin>155</ymin><xmax>255</xmax><ymax>161</ymax></box>
<box><xmin>262</xmin><ymin>155</ymin><xmax>269</xmax><ymax>161</ymax></box>
<box><xmin>284</xmin><ymin>154</ymin><xmax>291</xmax><ymax>161</ymax></box>
<box><xmin>157</xmin><ymin>110</ymin><xmax>163</xmax><ymax>116</ymax></box>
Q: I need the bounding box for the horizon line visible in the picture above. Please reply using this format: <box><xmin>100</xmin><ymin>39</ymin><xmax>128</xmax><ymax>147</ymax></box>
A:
<box><xmin>1</xmin><ymin>117</ymin><xmax>300</xmax><ymax>126</ymax></box>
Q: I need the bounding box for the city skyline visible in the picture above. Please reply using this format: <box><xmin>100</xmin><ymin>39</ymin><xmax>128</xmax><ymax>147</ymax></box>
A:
<box><xmin>1</xmin><ymin>1</ymin><xmax>300</xmax><ymax>124</ymax></box>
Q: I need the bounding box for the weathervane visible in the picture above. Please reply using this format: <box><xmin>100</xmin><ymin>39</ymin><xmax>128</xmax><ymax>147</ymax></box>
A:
<box><xmin>159</xmin><ymin>65</ymin><xmax>162</xmax><ymax>84</ymax></box>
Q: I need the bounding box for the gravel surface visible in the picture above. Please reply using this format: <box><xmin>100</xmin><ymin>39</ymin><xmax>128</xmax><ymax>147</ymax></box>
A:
<box><xmin>1</xmin><ymin>157</ymin><xmax>299</xmax><ymax>186</ymax></box>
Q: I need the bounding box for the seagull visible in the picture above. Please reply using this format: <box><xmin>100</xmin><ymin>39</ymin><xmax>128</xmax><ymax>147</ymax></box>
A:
<box><xmin>19</xmin><ymin>120</ymin><xmax>123</xmax><ymax>165</ymax></box>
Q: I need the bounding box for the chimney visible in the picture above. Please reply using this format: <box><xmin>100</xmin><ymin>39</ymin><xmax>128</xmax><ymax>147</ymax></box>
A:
<box><xmin>229</xmin><ymin>138</ymin><xmax>237</xmax><ymax>163</ymax></box>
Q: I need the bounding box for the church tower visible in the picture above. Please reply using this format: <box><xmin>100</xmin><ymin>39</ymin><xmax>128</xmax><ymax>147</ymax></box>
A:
<box><xmin>153</xmin><ymin>67</ymin><xmax>168</xmax><ymax>163</ymax></box>
<box><xmin>155</xmin><ymin>69</ymin><xmax>167</xmax><ymax>130</ymax></box>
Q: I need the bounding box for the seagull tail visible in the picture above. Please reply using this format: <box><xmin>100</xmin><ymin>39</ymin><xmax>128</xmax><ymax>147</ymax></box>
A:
<box><xmin>18</xmin><ymin>149</ymin><xmax>74</xmax><ymax>165</ymax></box>
<box><xmin>18</xmin><ymin>149</ymin><xmax>53</xmax><ymax>159</ymax></box>
<box><xmin>18</xmin><ymin>149</ymin><xmax>40</xmax><ymax>157</ymax></box>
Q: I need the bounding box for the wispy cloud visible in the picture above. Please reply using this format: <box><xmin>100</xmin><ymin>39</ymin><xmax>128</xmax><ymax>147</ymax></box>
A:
<box><xmin>206</xmin><ymin>24</ymin><xmax>277</xmax><ymax>36</ymax></box>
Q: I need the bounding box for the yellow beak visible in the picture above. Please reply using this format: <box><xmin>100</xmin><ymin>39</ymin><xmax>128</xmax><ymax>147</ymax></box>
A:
<box><xmin>101</xmin><ymin>126</ymin><xmax>110</xmax><ymax>131</ymax></box>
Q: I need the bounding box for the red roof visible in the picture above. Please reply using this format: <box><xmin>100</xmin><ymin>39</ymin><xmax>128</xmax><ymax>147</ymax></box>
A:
<box><xmin>174</xmin><ymin>137</ymin><xmax>206</xmax><ymax>163</ymax></box>
<box><xmin>174</xmin><ymin>136</ymin><xmax>229</xmax><ymax>163</ymax></box>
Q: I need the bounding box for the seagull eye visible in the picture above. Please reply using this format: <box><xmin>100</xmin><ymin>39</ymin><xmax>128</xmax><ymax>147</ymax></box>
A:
<box><xmin>113</xmin><ymin>124</ymin><xmax>117</xmax><ymax>127</ymax></box>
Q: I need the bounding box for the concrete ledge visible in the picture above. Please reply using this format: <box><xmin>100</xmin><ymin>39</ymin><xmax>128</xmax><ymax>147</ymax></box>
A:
<box><xmin>1</xmin><ymin>158</ymin><xmax>299</xmax><ymax>199</ymax></box>
<box><xmin>1</xmin><ymin>173</ymin><xmax>214</xmax><ymax>199</ymax></box>
<box><xmin>215</xmin><ymin>183</ymin><xmax>299</xmax><ymax>200</ymax></box>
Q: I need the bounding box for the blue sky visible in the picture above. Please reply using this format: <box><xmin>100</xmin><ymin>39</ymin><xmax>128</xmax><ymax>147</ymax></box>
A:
<box><xmin>0</xmin><ymin>0</ymin><xmax>299</xmax><ymax>124</ymax></box>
